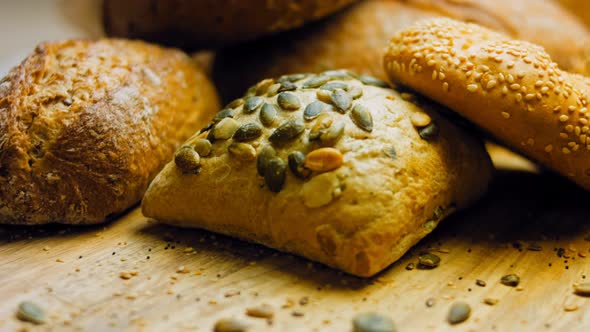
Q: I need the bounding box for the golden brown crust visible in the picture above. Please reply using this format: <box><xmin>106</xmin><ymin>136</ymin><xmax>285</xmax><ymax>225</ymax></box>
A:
<box><xmin>213</xmin><ymin>0</ymin><xmax>590</xmax><ymax>102</ymax></box>
<box><xmin>0</xmin><ymin>39</ymin><xmax>220</xmax><ymax>225</ymax></box>
<box><xmin>142</xmin><ymin>73</ymin><xmax>492</xmax><ymax>277</ymax></box>
<box><xmin>102</xmin><ymin>0</ymin><xmax>358</xmax><ymax>50</ymax></box>
<box><xmin>384</xmin><ymin>18</ymin><xmax>590</xmax><ymax>190</ymax></box>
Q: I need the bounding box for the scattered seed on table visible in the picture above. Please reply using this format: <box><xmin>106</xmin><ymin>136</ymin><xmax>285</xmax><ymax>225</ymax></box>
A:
<box><xmin>299</xmin><ymin>297</ymin><xmax>309</xmax><ymax>306</ymax></box>
<box><xmin>476</xmin><ymin>279</ymin><xmax>486</xmax><ymax>287</ymax></box>
<box><xmin>352</xmin><ymin>312</ymin><xmax>397</xmax><ymax>332</ymax></box>
<box><xmin>426</xmin><ymin>298</ymin><xmax>436</xmax><ymax>307</ymax></box>
<box><xmin>292</xmin><ymin>310</ymin><xmax>305</xmax><ymax>317</ymax></box>
<box><xmin>573</xmin><ymin>282</ymin><xmax>590</xmax><ymax>296</ymax></box>
<box><xmin>405</xmin><ymin>263</ymin><xmax>415</xmax><ymax>271</ymax></box>
<box><xmin>418</xmin><ymin>253</ymin><xmax>441</xmax><ymax>268</ymax></box>
<box><xmin>246</xmin><ymin>304</ymin><xmax>274</xmax><ymax>319</ymax></box>
<box><xmin>447</xmin><ymin>302</ymin><xmax>471</xmax><ymax>325</ymax></box>
<box><xmin>213</xmin><ymin>318</ymin><xmax>249</xmax><ymax>332</ymax></box>
<box><xmin>501</xmin><ymin>274</ymin><xmax>520</xmax><ymax>287</ymax></box>
<box><xmin>483</xmin><ymin>298</ymin><xmax>499</xmax><ymax>306</ymax></box>
<box><xmin>16</xmin><ymin>301</ymin><xmax>45</xmax><ymax>325</ymax></box>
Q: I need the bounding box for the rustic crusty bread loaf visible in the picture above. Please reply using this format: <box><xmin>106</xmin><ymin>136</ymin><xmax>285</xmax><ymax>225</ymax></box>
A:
<box><xmin>102</xmin><ymin>0</ymin><xmax>358</xmax><ymax>50</ymax></box>
<box><xmin>384</xmin><ymin>18</ymin><xmax>590</xmax><ymax>190</ymax></box>
<box><xmin>213</xmin><ymin>0</ymin><xmax>590</xmax><ymax>102</ymax></box>
<box><xmin>142</xmin><ymin>72</ymin><xmax>493</xmax><ymax>277</ymax></box>
<box><xmin>0</xmin><ymin>39</ymin><xmax>220</xmax><ymax>225</ymax></box>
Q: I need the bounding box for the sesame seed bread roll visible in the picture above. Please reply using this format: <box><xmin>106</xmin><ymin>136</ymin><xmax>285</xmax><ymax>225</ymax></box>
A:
<box><xmin>142</xmin><ymin>72</ymin><xmax>493</xmax><ymax>277</ymax></box>
<box><xmin>103</xmin><ymin>0</ymin><xmax>358</xmax><ymax>50</ymax></box>
<box><xmin>213</xmin><ymin>0</ymin><xmax>590</xmax><ymax>102</ymax></box>
<box><xmin>384</xmin><ymin>18</ymin><xmax>590</xmax><ymax>190</ymax></box>
<box><xmin>0</xmin><ymin>39</ymin><xmax>220</xmax><ymax>225</ymax></box>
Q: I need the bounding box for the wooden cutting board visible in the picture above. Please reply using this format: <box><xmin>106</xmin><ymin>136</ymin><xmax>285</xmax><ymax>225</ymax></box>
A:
<box><xmin>1</xmin><ymin>148</ymin><xmax>589</xmax><ymax>332</ymax></box>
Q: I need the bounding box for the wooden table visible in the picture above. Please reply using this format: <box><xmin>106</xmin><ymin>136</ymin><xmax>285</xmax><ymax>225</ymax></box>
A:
<box><xmin>1</xmin><ymin>148</ymin><xmax>589</xmax><ymax>332</ymax></box>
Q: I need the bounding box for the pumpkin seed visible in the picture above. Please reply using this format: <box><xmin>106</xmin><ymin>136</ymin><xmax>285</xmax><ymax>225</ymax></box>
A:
<box><xmin>267</xmin><ymin>83</ymin><xmax>281</xmax><ymax>97</ymax></box>
<box><xmin>233</xmin><ymin>123</ymin><xmax>263</xmax><ymax>142</ymax></box>
<box><xmin>174</xmin><ymin>146</ymin><xmax>200</xmax><ymax>173</ymax></box>
<box><xmin>351</xmin><ymin>104</ymin><xmax>373</xmax><ymax>132</ymax></box>
<box><xmin>316</xmin><ymin>89</ymin><xmax>332</xmax><ymax>103</ymax></box>
<box><xmin>320</xmin><ymin>82</ymin><xmax>348</xmax><ymax>91</ymax></box>
<box><xmin>330</xmin><ymin>88</ymin><xmax>352</xmax><ymax>113</ymax></box>
<box><xmin>214</xmin><ymin>318</ymin><xmax>249</xmax><ymax>332</ymax></box>
<box><xmin>227</xmin><ymin>98</ymin><xmax>244</xmax><ymax>109</ymax></box>
<box><xmin>193</xmin><ymin>139</ymin><xmax>212</xmax><ymax>157</ymax></box>
<box><xmin>288</xmin><ymin>151</ymin><xmax>312</xmax><ymax>179</ymax></box>
<box><xmin>319</xmin><ymin>120</ymin><xmax>345</xmax><ymax>146</ymax></box>
<box><xmin>574</xmin><ymin>283</ymin><xmax>590</xmax><ymax>296</ymax></box>
<box><xmin>259</xmin><ymin>103</ymin><xmax>279</xmax><ymax>127</ymax></box>
<box><xmin>352</xmin><ymin>312</ymin><xmax>397</xmax><ymax>332</ymax></box>
<box><xmin>304</xmin><ymin>101</ymin><xmax>329</xmax><ymax>121</ymax></box>
<box><xmin>255</xmin><ymin>79</ymin><xmax>274</xmax><ymax>95</ymax></box>
<box><xmin>309</xmin><ymin>113</ymin><xmax>334</xmax><ymax>141</ymax></box>
<box><xmin>228</xmin><ymin>142</ymin><xmax>256</xmax><ymax>161</ymax></box>
<box><xmin>382</xmin><ymin>146</ymin><xmax>396</xmax><ymax>160</ymax></box>
<box><xmin>16</xmin><ymin>301</ymin><xmax>46</xmax><ymax>325</ymax></box>
<box><xmin>418</xmin><ymin>253</ymin><xmax>440</xmax><ymax>268</ymax></box>
<box><xmin>257</xmin><ymin>145</ymin><xmax>277</xmax><ymax>176</ymax></box>
<box><xmin>359</xmin><ymin>75</ymin><xmax>389</xmax><ymax>87</ymax></box>
<box><xmin>245</xmin><ymin>85</ymin><xmax>257</xmax><ymax>97</ymax></box>
<box><xmin>282</xmin><ymin>73</ymin><xmax>308</xmax><ymax>82</ymax></box>
<box><xmin>199</xmin><ymin>122</ymin><xmax>214</xmax><ymax>134</ymax></box>
<box><xmin>348</xmin><ymin>85</ymin><xmax>363</xmax><ymax>99</ymax></box>
<box><xmin>278</xmin><ymin>80</ymin><xmax>297</xmax><ymax>92</ymax></box>
<box><xmin>264</xmin><ymin>158</ymin><xmax>287</xmax><ymax>193</ymax></box>
<box><xmin>447</xmin><ymin>302</ymin><xmax>471</xmax><ymax>325</ymax></box>
<box><xmin>243</xmin><ymin>96</ymin><xmax>263</xmax><ymax>114</ymax></box>
<box><xmin>213</xmin><ymin>117</ymin><xmax>240</xmax><ymax>140</ymax></box>
<box><xmin>213</xmin><ymin>108</ymin><xmax>234</xmax><ymax>123</ymax></box>
<box><xmin>418</xmin><ymin>122</ymin><xmax>439</xmax><ymax>140</ymax></box>
<box><xmin>304</xmin><ymin>147</ymin><xmax>343</xmax><ymax>172</ymax></box>
<box><xmin>303</xmin><ymin>75</ymin><xmax>330</xmax><ymax>88</ymax></box>
<box><xmin>277</xmin><ymin>92</ymin><xmax>301</xmax><ymax>110</ymax></box>
<box><xmin>269</xmin><ymin>119</ymin><xmax>305</xmax><ymax>145</ymax></box>
<box><xmin>323</xmin><ymin>69</ymin><xmax>354</xmax><ymax>80</ymax></box>
<box><xmin>501</xmin><ymin>274</ymin><xmax>520</xmax><ymax>287</ymax></box>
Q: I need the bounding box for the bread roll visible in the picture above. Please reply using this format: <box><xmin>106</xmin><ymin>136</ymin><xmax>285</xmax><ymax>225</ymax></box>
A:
<box><xmin>142</xmin><ymin>72</ymin><xmax>493</xmax><ymax>277</ymax></box>
<box><xmin>557</xmin><ymin>0</ymin><xmax>590</xmax><ymax>27</ymax></box>
<box><xmin>0</xmin><ymin>39</ymin><xmax>220</xmax><ymax>225</ymax></box>
<box><xmin>103</xmin><ymin>0</ymin><xmax>358</xmax><ymax>50</ymax></box>
<box><xmin>213</xmin><ymin>0</ymin><xmax>590</xmax><ymax>102</ymax></box>
<box><xmin>384</xmin><ymin>18</ymin><xmax>590</xmax><ymax>190</ymax></box>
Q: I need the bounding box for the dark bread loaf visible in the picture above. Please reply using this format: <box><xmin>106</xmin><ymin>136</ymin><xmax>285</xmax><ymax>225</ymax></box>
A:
<box><xmin>0</xmin><ymin>39</ymin><xmax>220</xmax><ymax>225</ymax></box>
<box><xmin>102</xmin><ymin>0</ymin><xmax>358</xmax><ymax>50</ymax></box>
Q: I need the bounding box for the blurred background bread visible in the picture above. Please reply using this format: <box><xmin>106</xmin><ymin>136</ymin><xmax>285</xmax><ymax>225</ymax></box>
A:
<box><xmin>0</xmin><ymin>39</ymin><xmax>220</xmax><ymax>225</ymax></box>
<box><xmin>103</xmin><ymin>0</ymin><xmax>358</xmax><ymax>50</ymax></box>
<box><xmin>558</xmin><ymin>0</ymin><xmax>590</xmax><ymax>27</ymax></box>
<box><xmin>213</xmin><ymin>0</ymin><xmax>590</xmax><ymax>102</ymax></box>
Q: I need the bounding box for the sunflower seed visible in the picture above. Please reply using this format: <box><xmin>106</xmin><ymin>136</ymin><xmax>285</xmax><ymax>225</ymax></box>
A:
<box><xmin>264</xmin><ymin>158</ymin><xmax>287</xmax><ymax>193</ymax></box>
<box><xmin>212</xmin><ymin>117</ymin><xmax>240</xmax><ymax>140</ymax></box>
<box><xmin>320</xmin><ymin>82</ymin><xmax>348</xmax><ymax>91</ymax></box>
<box><xmin>16</xmin><ymin>301</ymin><xmax>46</xmax><ymax>325</ymax></box>
<box><xmin>233</xmin><ymin>123</ymin><xmax>263</xmax><ymax>142</ymax></box>
<box><xmin>193</xmin><ymin>139</ymin><xmax>212</xmax><ymax>157</ymax></box>
<box><xmin>382</xmin><ymin>146</ymin><xmax>396</xmax><ymax>159</ymax></box>
<box><xmin>174</xmin><ymin>146</ymin><xmax>200</xmax><ymax>173</ymax></box>
<box><xmin>259</xmin><ymin>103</ymin><xmax>279</xmax><ymax>127</ymax></box>
<box><xmin>359</xmin><ymin>75</ymin><xmax>389</xmax><ymax>87</ymax></box>
<box><xmin>411</xmin><ymin>112</ymin><xmax>432</xmax><ymax>128</ymax></box>
<box><xmin>418</xmin><ymin>253</ymin><xmax>440</xmax><ymax>268</ymax></box>
<box><xmin>257</xmin><ymin>145</ymin><xmax>277</xmax><ymax>176</ymax></box>
<box><xmin>243</xmin><ymin>96</ymin><xmax>263</xmax><ymax>114</ymax></box>
<box><xmin>246</xmin><ymin>304</ymin><xmax>275</xmax><ymax>319</ymax></box>
<box><xmin>319</xmin><ymin>120</ymin><xmax>345</xmax><ymax>146</ymax></box>
<box><xmin>316</xmin><ymin>89</ymin><xmax>332</xmax><ymax>103</ymax></box>
<box><xmin>288</xmin><ymin>151</ymin><xmax>312</xmax><ymax>179</ymax></box>
<box><xmin>213</xmin><ymin>108</ymin><xmax>234</xmax><ymax>123</ymax></box>
<box><xmin>269</xmin><ymin>119</ymin><xmax>305</xmax><ymax>145</ymax></box>
<box><xmin>352</xmin><ymin>312</ymin><xmax>397</xmax><ymax>332</ymax></box>
<box><xmin>277</xmin><ymin>92</ymin><xmax>301</xmax><ymax>110</ymax></box>
<box><xmin>228</xmin><ymin>142</ymin><xmax>256</xmax><ymax>161</ymax></box>
<box><xmin>309</xmin><ymin>113</ymin><xmax>334</xmax><ymax>141</ymax></box>
<box><xmin>227</xmin><ymin>98</ymin><xmax>245</xmax><ymax>109</ymax></box>
<box><xmin>304</xmin><ymin>147</ymin><xmax>343</xmax><ymax>173</ymax></box>
<box><xmin>214</xmin><ymin>318</ymin><xmax>249</xmax><ymax>332</ymax></box>
<box><xmin>348</xmin><ymin>85</ymin><xmax>363</xmax><ymax>99</ymax></box>
<box><xmin>303</xmin><ymin>75</ymin><xmax>331</xmax><ymax>89</ymax></box>
<box><xmin>267</xmin><ymin>83</ymin><xmax>281</xmax><ymax>97</ymax></box>
<box><xmin>418</xmin><ymin>122</ymin><xmax>439</xmax><ymax>140</ymax></box>
<box><xmin>304</xmin><ymin>101</ymin><xmax>329</xmax><ymax>121</ymax></box>
<box><xmin>255</xmin><ymin>79</ymin><xmax>275</xmax><ymax>95</ymax></box>
<box><xmin>330</xmin><ymin>89</ymin><xmax>352</xmax><ymax>113</ymax></box>
<box><xmin>278</xmin><ymin>80</ymin><xmax>297</xmax><ymax>92</ymax></box>
<box><xmin>447</xmin><ymin>302</ymin><xmax>471</xmax><ymax>325</ymax></box>
<box><xmin>500</xmin><ymin>274</ymin><xmax>520</xmax><ymax>287</ymax></box>
<box><xmin>351</xmin><ymin>104</ymin><xmax>373</xmax><ymax>132</ymax></box>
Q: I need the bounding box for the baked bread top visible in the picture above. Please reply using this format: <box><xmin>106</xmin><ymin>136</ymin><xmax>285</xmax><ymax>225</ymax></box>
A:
<box><xmin>142</xmin><ymin>71</ymin><xmax>493</xmax><ymax>276</ymax></box>
<box><xmin>0</xmin><ymin>39</ymin><xmax>220</xmax><ymax>224</ymax></box>
<box><xmin>384</xmin><ymin>18</ymin><xmax>590</xmax><ymax>190</ymax></box>
<box><xmin>103</xmin><ymin>0</ymin><xmax>358</xmax><ymax>50</ymax></box>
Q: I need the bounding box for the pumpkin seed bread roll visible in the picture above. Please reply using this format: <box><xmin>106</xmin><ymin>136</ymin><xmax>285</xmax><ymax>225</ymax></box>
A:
<box><xmin>0</xmin><ymin>39</ymin><xmax>220</xmax><ymax>225</ymax></box>
<box><xmin>103</xmin><ymin>0</ymin><xmax>358</xmax><ymax>50</ymax></box>
<box><xmin>384</xmin><ymin>18</ymin><xmax>590</xmax><ymax>190</ymax></box>
<box><xmin>142</xmin><ymin>71</ymin><xmax>493</xmax><ymax>277</ymax></box>
<box><xmin>213</xmin><ymin>0</ymin><xmax>590</xmax><ymax>102</ymax></box>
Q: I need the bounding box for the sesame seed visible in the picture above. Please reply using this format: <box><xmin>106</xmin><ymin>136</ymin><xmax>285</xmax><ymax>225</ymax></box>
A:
<box><xmin>560</xmin><ymin>115</ymin><xmax>569</xmax><ymax>122</ymax></box>
<box><xmin>501</xmin><ymin>112</ymin><xmax>510</xmax><ymax>119</ymax></box>
<box><xmin>486</xmin><ymin>80</ymin><xmax>497</xmax><ymax>90</ymax></box>
<box><xmin>443</xmin><ymin>82</ymin><xmax>449</xmax><ymax>92</ymax></box>
<box><xmin>545</xmin><ymin>145</ymin><xmax>553</xmax><ymax>152</ymax></box>
<box><xmin>467</xmin><ymin>84</ymin><xmax>478</xmax><ymax>92</ymax></box>
<box><xmin>510</xmin><ymin>84</ymin><xmax>520</xmax><ymax>91</ymax></box>
<box><xmin>563</xmin><ymin>147</ymin><xmax>571</xmax><ymax>154</ymax></box>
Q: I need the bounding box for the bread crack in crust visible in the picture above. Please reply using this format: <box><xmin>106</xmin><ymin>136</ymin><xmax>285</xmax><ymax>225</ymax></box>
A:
<box><xmin>384</xmin><ymin>18</ymin><xmax>590</xmax><ymax>190</ymax></box>
<box><xmin>142</xmin><ymin>71</ymin><xmax>492</xmax><ymax>277</ymax></box>
<box><xmin>0</xmin><ymin>39</ymin><xmax>220</xmax><ymax>225</ymax></box>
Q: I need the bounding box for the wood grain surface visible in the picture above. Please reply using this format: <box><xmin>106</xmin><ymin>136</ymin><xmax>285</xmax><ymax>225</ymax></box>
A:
<box><xmin>1</xmin><ymin>149</ymin><xmax>589</xmax><ymax>332</ymax></box>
